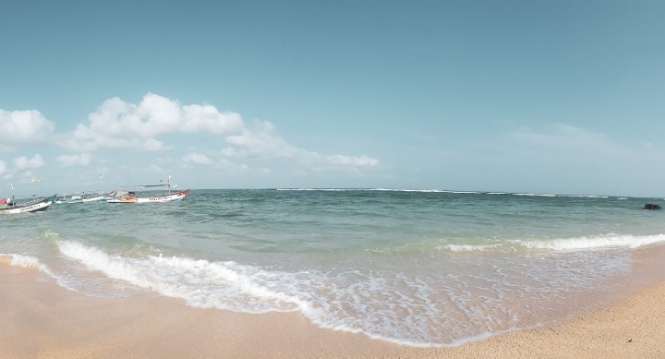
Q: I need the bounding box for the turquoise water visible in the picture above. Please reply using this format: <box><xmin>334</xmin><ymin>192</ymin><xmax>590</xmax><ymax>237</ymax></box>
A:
<box><xmin>2</xmin><ymin>189</ymin><xmax>665</xmax><ymax>345</ymax></box>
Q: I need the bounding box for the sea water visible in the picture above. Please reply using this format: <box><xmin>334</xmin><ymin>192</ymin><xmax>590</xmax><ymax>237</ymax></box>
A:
<box><xmin>2</xmin><ymin>189</ymin><xmax>665</xmax><ymax>345</ymax></box>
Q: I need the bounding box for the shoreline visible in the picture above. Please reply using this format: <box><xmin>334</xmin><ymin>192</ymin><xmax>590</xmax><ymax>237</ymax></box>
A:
<box><xmin>2</xmin><ymin>253</ymin><xmax>665</xmax><ymax>359</ymax></box>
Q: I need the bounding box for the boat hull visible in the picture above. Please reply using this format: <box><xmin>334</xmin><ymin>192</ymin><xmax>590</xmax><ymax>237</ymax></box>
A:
<box><xmin>0</xmin><ymin>197</ymin><xmax>54</xmax><ymax>215</ymax></box>
<box><xmin>107</xmin><ymin>190</ymin><xmax>189</xmax><ymax>204</ymax></box>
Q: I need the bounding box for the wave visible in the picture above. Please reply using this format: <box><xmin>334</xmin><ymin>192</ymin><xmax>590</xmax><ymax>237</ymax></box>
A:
<box><xmin>276</xmin><ymin>188</ymin><xmax>482</xmax><ymax>194</ymax></box>
<box><xmin>55</xmin><ymin>240</ymin><xmax>594</xmax><ymax>347</ymax></box>
<box><xmin>274</xmin><ymin>188</ymin><xmax>623</xmax><ymax>199</ymax></box>
<box><xmin>555</xmin><ymin>194</ymin><xmax>610</xmax><ymax>199</ymax></box>
<box><xmin>56</xmin><ymin>240</ymin><xmax>308</xmax><ymax>314</ymax></box>
<box><xmin>512</xmin><ymin>193</ymin><xmax>556</xmax><ymax>197</ymax></box>
<box><xmin>522</xmin><ymin>234</ymin><xmax>665</xmax><ymax>251</ymax></box>
<box><xmin>440</xmin><ymin>234</ymin><xmax>665</xmax><ymax>253</ymax></box>
<box><xmin>0</xmin><ymin>253</ymin><xmax>56</xmax><ymax>277</ymax></box>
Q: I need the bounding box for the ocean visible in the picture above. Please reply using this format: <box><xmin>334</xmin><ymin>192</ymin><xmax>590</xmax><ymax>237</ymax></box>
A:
<box><xmin>2</xmin><ymin>189</ymin><xmax>665</xmax><ymax>346</ymax></box>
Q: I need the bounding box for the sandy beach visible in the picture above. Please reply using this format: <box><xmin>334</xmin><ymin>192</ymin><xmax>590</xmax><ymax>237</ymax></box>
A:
<box><xmin>2</xmin><ymin>250</ymin><xmax>665</xmax><ymax>359</ymax></box>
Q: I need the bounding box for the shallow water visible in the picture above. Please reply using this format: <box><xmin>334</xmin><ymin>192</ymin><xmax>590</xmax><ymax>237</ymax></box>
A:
<box><xmin>2</xmin><ymin>189</ymin><xmax>665</xmax><ymax>345</ymax></box>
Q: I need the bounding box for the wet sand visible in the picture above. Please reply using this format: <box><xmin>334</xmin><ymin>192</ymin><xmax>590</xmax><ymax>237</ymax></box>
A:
<box><xmin>1</xmin><ymin>250</ymin><xmax>665</xmax><ymax>359</ymax></box>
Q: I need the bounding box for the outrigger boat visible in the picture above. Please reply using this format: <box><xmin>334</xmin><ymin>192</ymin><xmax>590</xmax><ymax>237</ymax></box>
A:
<box><xmin>54</xmin><ymin>191</ymin><xmax>120</xmax><ymax>204</ymax></box>
<box><xmin>107</xmin><ymin>172</ymin><xmax>189</xmax><ymax>204</ymax></box>
<box><xmin>54</xmin><ymin>174</ymin><xmax>117</xmax><ymax>204</ymax></box>
<box><xmin>0</xmin><ymin>194</ymin><xmax>56</xmax><ymax>215</ymax></box>
<box><xmin>107</xmin><ymin>189</ymin><xmax>189</xmax><ymax>203</ymax></box>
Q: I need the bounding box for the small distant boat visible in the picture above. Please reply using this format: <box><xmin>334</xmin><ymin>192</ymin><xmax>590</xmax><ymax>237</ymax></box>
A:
<box><xmin>54</xmin><ymin>191</ymin><xmax>122</xmax><ymax>204</ymax></box>
<box><xmin>0</xmin><ymin>194</ymin><xmax>56</xmax><ymax>215</ymax></box>
<box><xmin>107</xmin><ymin>171</ymin><xmax>189</xmax><ymax>204</ymax></box>
<box><xmin>107</xmin><ymin>189</ymin><xmax>189</xmax><ymax>204</ymax></box>
<box><xmin>54</xmin><ymin>174</ymin><xmax>117</xmax><ymax>204</ymax></box>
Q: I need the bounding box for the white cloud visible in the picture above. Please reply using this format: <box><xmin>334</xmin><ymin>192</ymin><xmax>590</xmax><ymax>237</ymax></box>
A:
<box><xmin>225</xmin><ymin>120</ymin><xmax>318</xmax><ymax>160</ymax></box>
<box><xmin>0</xmin><ymin>109</ymin><xmax>55</xmax><ymax>148</ymax></box>
<box><xmin>223</xmin><ymin>120</ymin><xmax>379</xmax><ymax>169</ymax></box>
<box><xmin>61</xmin><ymin>93</ymin><xmax>380</xmax><ymax>173</ymax></box>
<box><xmin>57</xmin><ymin>153</ymin><xmax>92</xmax><ymax>167</ymax></box>
<box><xmin>61</xmin><ymin>93</ymin><xmax>243</xmax><ymax>151</ymax></box>
<box><xmin>13</xmin><ymin>154</ymin><xmax>45</xmax><ymax>170</ymax></box>
<box><xmin>0</xmin><ymin>160</ymin><xmax>6</xmax><ymax>176</ymax></box>
<box><xmin>182</xmin><ymin>152</ymin><xmax>212</xmax><ymax>165</ymax></box>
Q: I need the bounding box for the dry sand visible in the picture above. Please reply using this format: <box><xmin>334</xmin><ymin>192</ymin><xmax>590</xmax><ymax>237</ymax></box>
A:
<box><xmin>1</xmin><ymin>260</ymin><xmax>664</xmax><ymax>359</ymax></box>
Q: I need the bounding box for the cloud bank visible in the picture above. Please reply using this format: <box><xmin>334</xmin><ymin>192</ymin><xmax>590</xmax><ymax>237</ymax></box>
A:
<box><xmin>61</xmin><ymin>93</ymin><xmax>379</xmax><ymax>171</ymax></box>
<box><xmin>61</xmin><ymin>93</ymin><xmax>244</xmax><ymax>152</ymax></box>
<box><xmin>13</xmin><ymin>154</ymin><xmax>45</xmax><ymax>170</ymax></box>
<box><xmin>0</xmin><ymin>109</ymin><xmax>54</xmax><ymax>149</ymax></box>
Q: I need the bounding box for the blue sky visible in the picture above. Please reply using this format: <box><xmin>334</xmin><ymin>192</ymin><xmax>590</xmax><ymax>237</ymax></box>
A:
<box><xmin>1</xmin><ymin>1</ymin><xmax>664</xmax><ymax>196</ymax></box>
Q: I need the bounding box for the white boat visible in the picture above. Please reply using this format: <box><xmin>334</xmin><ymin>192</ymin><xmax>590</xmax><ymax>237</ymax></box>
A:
<box><xmin>107</xmin><ymin>189</ymin><xmax>189</xmax><ymax>203</ymax></box>
<box><xmin>107</xmin><ymin>172</ymin><xmax>189</xmax><ymax>204</ymax></box>
<box><xmin>54</xmin><ymin>191</ymin><xmax>120</xmax><ymax>204</ymax></box>
<box><xmin>0</xmin><ymin>194</ymin><xmax>56</xmax><ymax>215</ymax></box>
<box><xmin>0</xmin><ymin>197</ymin><xmax>14</xmax><ymax>208</ymax></box>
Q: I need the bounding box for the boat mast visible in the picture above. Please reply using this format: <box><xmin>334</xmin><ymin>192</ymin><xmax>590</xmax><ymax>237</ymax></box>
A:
<box><xmin>168</xmin><ymin>170</ymin><xmax>171</xmax><ymax>194</ymax></box>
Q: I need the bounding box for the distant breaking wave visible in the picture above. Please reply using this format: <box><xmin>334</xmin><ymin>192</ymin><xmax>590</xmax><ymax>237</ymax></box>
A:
<box><xmin>276</xmin><ymin>188</ymin><xmax>623</xmax><ymax>199</ymax></box>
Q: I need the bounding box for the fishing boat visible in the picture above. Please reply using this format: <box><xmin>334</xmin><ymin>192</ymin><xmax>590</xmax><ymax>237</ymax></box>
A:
<box><xmin>107</xmin><ymin>172</ymin><xmax>189</xmax><ymax>204</ymax></box>
<box><xmin>54</xmin><ymin>175</ymin><xmax>118</xmax><ymax>204</ymax></box>
<box><xmin>55</xmin><ymin>191</ymin><xmax>119</xmax><ymax>204</ymax></box>
<box><xmin>0</xmin><ymin>197</ymin><xmax>14</xmax><ymax>209</ymax></box>
<box><xmin>0</xmin><ymin>194</ymin><xmax>56</xmax><ymax>215</ymax></box>
<box><xmin>107</xmin><ymin>189</ymin><xmax>189</xmax><ymax>203</ymax></box>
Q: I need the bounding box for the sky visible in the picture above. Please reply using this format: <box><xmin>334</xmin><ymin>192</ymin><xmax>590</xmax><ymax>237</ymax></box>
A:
<box><xmin>0</xmin><ymin>1</ymin><xmax>664</xmax><ymax>196</ymax></box>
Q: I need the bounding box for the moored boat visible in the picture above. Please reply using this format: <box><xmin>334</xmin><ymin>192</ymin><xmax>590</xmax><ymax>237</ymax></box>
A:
<box><xmin>0</xmin><ymin>197</ymin><xmax>15</xmax><ymax>209</ymax></box>
<box><xmin>107</xmin><ymin>172</ymin><xmax>189</xmax><ymax>204</ymax></box>
<box><xmin>54</xmin><ymin>191</ymin><xmax>122</xmax><ymax>204</ymax></box>
<box><xmin>0</xmin><ymin>194</ymin><xmax>56</xmax><ymax>215</ymax></box>
<box><xmin>107</xmin><ymin>189</ymin><xmax>189</xmax><ymax>203</ymax></box>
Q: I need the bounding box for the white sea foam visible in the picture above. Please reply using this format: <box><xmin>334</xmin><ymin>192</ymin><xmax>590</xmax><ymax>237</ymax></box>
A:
<box><xmin>276</xmin><ymin>188</ymin><xmax>482</xmax><ymax>194</ymax></box>
<box><xmin>512</xmin><ymin>193</ymin><xmax>556</xmax><ymax>197</ymax></box>
<box><xmin>445</xmin><ymin>244</ymin><xmax>503</xmax><ymax>252</ymax></box>
<box><xmin>275</xmin><ymin>188</ymin><xmax>622</xmax><ymax>199</ymax></box>
<box><xmin>274</xmin><ymin>188</ymin><xmax>623</xmax><ymax>199</ymax></box>
<box><xmin>521</xmin><ymin>234</ymin><xmax>665</xmax><ymax>251</ymax></box>
<box><xmin>440</xmin><ymin>234</ymin><xmax>665</xmax><ymax>253</ymax></box>
<box><xmin>54</xmin><ymin>239</ymin><xmax>623</xmax><ymax>347</ymax></box>
<box><xmin>555</xmin><ymin>194</ymin><xmax>610</xmax><ymax>199</ymax></box>
<box><xmin>6</xmin><ymin>253</ymin><xmax>43</xmax><ymax>268</ymax></box>
<box><xmin>1</xmin><ymin>253</ymin><xmax>57</xmax><ymax>278</ymax></box>
<box><xmin>56</xmin><ymin>240</ymin><xmax>309</xmax><ymax>313</ymax></box>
